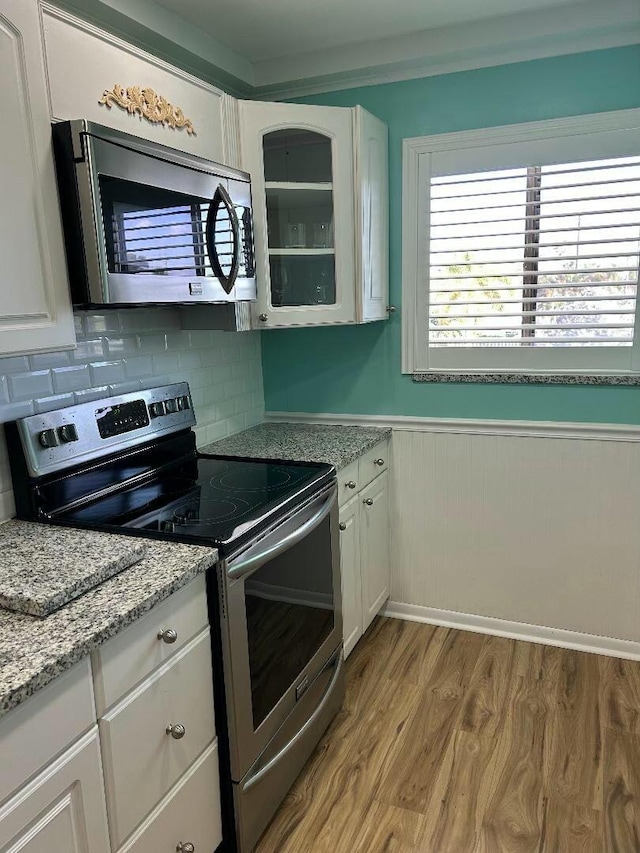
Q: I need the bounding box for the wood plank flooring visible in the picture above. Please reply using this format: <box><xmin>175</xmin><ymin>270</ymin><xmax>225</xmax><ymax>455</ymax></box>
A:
<box><xmin>255</xmin><ymin>617</ymin><xmax>640</xmax><ymax>853</ymax></box>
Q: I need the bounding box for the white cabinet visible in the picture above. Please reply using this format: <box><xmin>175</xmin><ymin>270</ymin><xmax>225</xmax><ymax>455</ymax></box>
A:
<box><xmin>360</xmin><ymin>470</ymin><xmax>391</xmax><ymax>631</ymax></box>
<box><xmin>338</xmin><ymin>443</ymin><xmax>391</xmax><ymax>658</ymax></box>
<box><xmin>41</xmin><ymin>5</ymin><xmax>226</xmax><ymax>163</ymax></box>
<box><xmin>0</xmin><ymin>730</ymin><xmax>110</xmax><ymax>853</ymax></box>
<box><xmin>239</xmin><ymin>100</ymin><xmax>388</xmax><ymax>329</ymax></box>
<box><xmin>94</xmin><ymin>578</ymin><xmax>221</xmax><ymax>851</ymax></box>
<box><xmin>338</xmin><ymin>497</ymin><xmax>362</xmax><ymax>659</ymax></box>
<box><xmin>0</xmin><ymin>578</ymin><xmax>221</xmax><ymax>853</ymax></box>
<box><xmin>355</xmin><ymin>107</ymin><xmax>389</xmax><ymax>323</ymax></box>
<box><xmin>0</xmin><ymin>0</ymin><xmax>74</xmax><ymax>357</ymax></box>
<box><xmin>99</xmin><ymin>630</ymin><xmax>216</xmax><ymax>847</ymax></box>
<box><xmin>119</xmin><ymin>742</ymin><xmax>222</xmax><ymax>853</ymax></box>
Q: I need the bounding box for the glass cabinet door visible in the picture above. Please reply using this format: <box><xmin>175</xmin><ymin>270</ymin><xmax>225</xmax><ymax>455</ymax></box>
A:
<box><xmin>239</xmin><ymin>102</ymin><xmax>356</xmax><ymax>326</ymax></box>
<box><xmin>263</xmin><ymin>130</ymin><xmax>336</xmax><ymax>308</ymax></box>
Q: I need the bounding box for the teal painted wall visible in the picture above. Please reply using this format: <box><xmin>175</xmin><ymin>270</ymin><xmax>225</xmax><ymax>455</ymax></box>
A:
<box><xmin>261</xmin><ymin>46</ymin><xmax>640</xmax><ymax>423</ymax></box>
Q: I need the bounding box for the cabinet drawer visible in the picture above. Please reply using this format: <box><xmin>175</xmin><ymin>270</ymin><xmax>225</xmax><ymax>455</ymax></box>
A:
<box><xmin>0</xmin><ymin>728</ymin><xmax>110</xmax><ymax>853</ymax></box>
<box><xmin>92</xmin><ymin>574</ymin><xmax>208</xmax><ymax>714</ymax></box>
<box><xmin>337</xmin><ymin>458</ymin><xmax>360</xmax><ymax>505</ymax></box>
<box><xmin>119</xmin><ymin>742</ymin><xmax>222</xmax><ymax>853</ymax></box>
<box><xmin>358</xmin><ymin>441</ymin><xmax>389</xmax><ymax>491</ymax></box>
<box><xmin>100</xmin><ymin>629</ymin><xmax>216</xmax><ymax>847</ymax></box>
<box><xmin>0</xmin><ymin>658</ymin><xmax>95</xmax><ymax>805</ymax></box>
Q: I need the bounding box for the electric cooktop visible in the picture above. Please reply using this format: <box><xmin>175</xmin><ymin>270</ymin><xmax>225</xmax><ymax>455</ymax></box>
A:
<box><xmin>60</xmin><ymin>455</ymin><xmax>333</xmax><ymax>551</ymax></box>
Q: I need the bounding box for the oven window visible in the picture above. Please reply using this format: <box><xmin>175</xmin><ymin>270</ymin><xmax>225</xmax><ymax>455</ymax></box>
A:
<box><xmin>245</xmin><ymin>513</ymin><xmax>334</xmax><ymax>730</ymax></box>
<box><xmin>99</xmin><ymin>176</ymin><xmax>213</xmax><ymax>277</ymax></box>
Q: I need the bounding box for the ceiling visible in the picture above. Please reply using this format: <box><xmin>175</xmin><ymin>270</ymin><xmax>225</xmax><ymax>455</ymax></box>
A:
<box><xmin>80</xmin><ymin>0</ymin><xmax>640</xmax><ymax>97</ymax></box>
<box><xmin>151</xmin><ymin>0</ymin><xmax>598</xmax><ymax>62</ymax></box>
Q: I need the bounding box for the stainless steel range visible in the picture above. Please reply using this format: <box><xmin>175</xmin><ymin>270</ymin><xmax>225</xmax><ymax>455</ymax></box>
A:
<box><xmin>5</xmin><ymin>383</ymin><xmax>345</xmax><ymax>852</ymax></box>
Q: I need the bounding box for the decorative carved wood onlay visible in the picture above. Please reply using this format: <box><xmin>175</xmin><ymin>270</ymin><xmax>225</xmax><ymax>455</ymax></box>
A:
<box><xmin>98</xmin><ymin>84</ymin><xmax>196</xmax><ymax>134</ymax></box>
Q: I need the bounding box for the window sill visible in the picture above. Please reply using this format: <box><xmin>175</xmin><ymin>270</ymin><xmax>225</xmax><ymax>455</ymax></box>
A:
<box><xmin>412</xmin><ymin>373</ymin><xmax>640</xmax><ymax>386</ymax></box>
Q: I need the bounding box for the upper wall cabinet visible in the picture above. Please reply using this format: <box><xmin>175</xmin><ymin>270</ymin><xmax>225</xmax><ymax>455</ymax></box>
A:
<box><xmin>239</xmin><ymin>101</ymin><xmax>389</xmax><ymax>328</ymax></box>
<box><xmin>40</xmin><ymin>4</ymin><xmax>226</xmax><ymax>164</ymax></box>
<box><xmin>0</xmin><ymin>0</ymin><xmax>74</xmax><ymax>357</ymax></box>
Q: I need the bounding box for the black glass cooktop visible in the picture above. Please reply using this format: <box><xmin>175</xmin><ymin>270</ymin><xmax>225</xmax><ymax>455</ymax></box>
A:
<box><xmin>60</xmin><ymin>454</ymin><xmax>333</xmax><ymax>552</ymax></box>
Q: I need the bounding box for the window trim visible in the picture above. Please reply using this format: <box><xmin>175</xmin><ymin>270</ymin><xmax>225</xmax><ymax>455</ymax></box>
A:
<box><xmin>401</xmin><ymin>107</ymin><xmax>640</xmax><ymax>375</ymax></box>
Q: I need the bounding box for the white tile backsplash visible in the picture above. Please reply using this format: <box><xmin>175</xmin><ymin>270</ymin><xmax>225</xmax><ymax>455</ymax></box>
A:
<box><xmin>0</xmin><ymin>308</ymin><xmax>264</xmax><ymax>521</ymax></box>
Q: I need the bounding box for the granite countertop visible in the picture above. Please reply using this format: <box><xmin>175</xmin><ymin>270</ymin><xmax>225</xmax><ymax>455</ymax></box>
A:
<box><xmin>0</xmin><ymin>521</ymin><xmax>218</xmax><ymax>719</ymax></box>
<box><xmin>0</xmin><ymin>522</ymin><xmax>148</xmax><ymax>617</ymax></box>
<box><xmin>202</xmin><ymin>422</ymin><xmax>391</xmax><ymax>470</ymax></box>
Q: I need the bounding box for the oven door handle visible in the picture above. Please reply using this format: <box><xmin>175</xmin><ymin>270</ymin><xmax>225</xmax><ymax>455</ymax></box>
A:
<box><xmin>242</xmin><ymin>649</ymin><xmax>344</xmax><ymax>792</ymax></box>
<box><xmin>227</xmin><ymin>486</ymin><xmax>336</xmax><ymax>581</ymax></box>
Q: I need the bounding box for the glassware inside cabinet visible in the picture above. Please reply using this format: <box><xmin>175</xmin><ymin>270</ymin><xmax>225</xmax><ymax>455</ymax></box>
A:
<box><xmin>263</xmin><ymin>129</ymin><xmax>337</xmax><ymax>308</ymax></box>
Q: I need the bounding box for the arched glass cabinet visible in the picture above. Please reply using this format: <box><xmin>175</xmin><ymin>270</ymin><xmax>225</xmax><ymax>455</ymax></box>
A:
<box><xmin>240</xmin><ymin>102</ymin><xmax>389</xmax><ymax>328</ymax></box>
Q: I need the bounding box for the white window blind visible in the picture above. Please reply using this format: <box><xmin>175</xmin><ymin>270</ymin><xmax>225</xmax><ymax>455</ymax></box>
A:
<box><xmin>403</xmin><ymin>110</ymin><xmax>640</xmax><ymax>374</ymax></box>
<box><xmin>429</xmin><ymin>157</ymin><xmax>640</xmax><ymax>349</ymax></box>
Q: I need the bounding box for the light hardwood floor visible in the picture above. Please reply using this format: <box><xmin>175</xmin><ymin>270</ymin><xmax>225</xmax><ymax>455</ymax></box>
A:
<box><xmin>255</xmin><ymin>617</ymin><xmax>640</xmax><ymax>853</ymax></box>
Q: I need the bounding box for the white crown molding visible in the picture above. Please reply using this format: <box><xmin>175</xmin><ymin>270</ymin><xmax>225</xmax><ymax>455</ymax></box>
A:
<box><xmin>40</xmin><ymin>3</ymin><xmax>226</xmax><ymax>96</ymax></box>
<box><xmin>252</xmin><ymin>0</ymin><xmax>640</xmax><ymax>99</ymax></box>
<box><xmin>47</xmin><ymin>0</ymin><xmax>254</xmax><ymax>87</ymax></box>
<box><xmin>264</xmin><ymin>410</ymin><xmax>640</xmax><ymax>442</ymax></box>
<box><xmin>384</xmin><ymin>601</ymin><xmax>640</xmax><ymax>661</ymax></box>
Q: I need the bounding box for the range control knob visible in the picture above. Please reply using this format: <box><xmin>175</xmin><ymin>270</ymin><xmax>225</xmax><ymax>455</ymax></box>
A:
<box><xmin>58</xmin><ymin>424</ymin><xmax>79</xmax><ymax>443</ymax></box>
<box><xmin>38</xmin><ymin>429</ymin><xmax>59</xmax><ymax>448</ymax></box>
<box><xmin>149</xmin><ymin>401</ymin><xmax>166</xmax><ymax>418</ymax></box>
<box><xmin>177</xmin><ymin>395</ymin><xmax>190</xmax><ymax>411</ymax></box>
<box><xmin>165</xmin><ymin>398</ymin><xmax>178</xmax><ymax>414</ymax></box>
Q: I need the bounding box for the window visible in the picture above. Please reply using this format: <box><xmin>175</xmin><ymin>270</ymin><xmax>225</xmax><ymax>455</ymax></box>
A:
<box><xmin>402</xmin><ymin>110</ymin><xmax>640</xmax><ymax>375</ymax></box>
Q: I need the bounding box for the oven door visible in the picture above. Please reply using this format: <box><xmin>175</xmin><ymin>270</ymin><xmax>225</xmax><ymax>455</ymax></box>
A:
<box><xmin>82</xmin><ymin>133</ymin><xmax>256</xmax><ymax>304</ymax></box>
<box><xmin>220</xmin><ymin>482</ymin><xmax>342</xmax><ymax>782</ymax></box>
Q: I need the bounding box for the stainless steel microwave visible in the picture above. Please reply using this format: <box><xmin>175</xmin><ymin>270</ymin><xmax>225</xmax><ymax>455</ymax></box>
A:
<box><xmin>52</xmin><ymin>120</ymin><xmax>256</xmax><ymax>308</ymax></box>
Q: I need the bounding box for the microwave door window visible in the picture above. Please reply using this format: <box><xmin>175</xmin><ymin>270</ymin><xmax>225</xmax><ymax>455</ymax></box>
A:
<box><xmin>99</xmin><ymin>176</ymin><xmax>212</xmax><ymax>278</ymax></box>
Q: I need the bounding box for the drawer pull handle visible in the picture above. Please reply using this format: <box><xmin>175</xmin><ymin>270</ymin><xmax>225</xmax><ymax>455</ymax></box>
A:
<box><xmin>375</xmin><ymin>458</ymin><xmax>385</xmax><ymax>466</ymax></box>
<box><xmin>346</xmin><ymin>480</ymin><xmax>357</xmax><ymax>489</ymax></box>
<box><xmin>166</xmin><ymin>723</ymin><xmax>186</xmax><ymax>740</ymax></box>
<box><xmin>364</xmin><ymin>498</ymin><xmax>374</xmax><ymax>506</ymax></box>
<box><xmin>158</xmin><ymin>628</ymin><xmax>178</xmax><ymax>644</ymax></box>
<box><xmin>339</xmin><ymin>522</ymin><xmax>347</xmax><ymax>531</ymax></box>
<box><xmin>176</xmin><ymin>844</ymin><xmax>195</xmax><ymax>853</ymax></box>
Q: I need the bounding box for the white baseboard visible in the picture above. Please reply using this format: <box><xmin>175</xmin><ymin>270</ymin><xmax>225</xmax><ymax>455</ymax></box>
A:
<box><xmin>383</xmin><ymin>601</ymin><xmax>640</xmax><ymax>661</ymax></box>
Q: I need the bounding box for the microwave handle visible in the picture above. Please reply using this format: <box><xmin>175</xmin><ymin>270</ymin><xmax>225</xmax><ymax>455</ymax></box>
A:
<box><xmin>207</xmin><ymin>183</ymin><xmax>241</xmax><ymax>295</ymax></box>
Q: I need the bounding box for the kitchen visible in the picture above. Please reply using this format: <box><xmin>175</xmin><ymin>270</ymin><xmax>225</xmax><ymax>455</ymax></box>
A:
<box><xmin>0</xmin><ymin>0</ymin><xmax>639</xmax><ymax>850</ymax></box>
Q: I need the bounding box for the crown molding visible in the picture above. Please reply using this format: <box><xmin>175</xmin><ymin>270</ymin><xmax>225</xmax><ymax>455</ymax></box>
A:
<box><xmin>44</xmin><ymin>0</ymin><xmax>254</xmax><ymax>96</ymax></box>
<box><xmin>252</xmin><ymin>0</ymin><xmax>640</xmax><ymax>100</ymax></box>
<box><xmin>43</xmin><ymin>0</ymin><xmax>640</xmax><ymax>102</ymax></box>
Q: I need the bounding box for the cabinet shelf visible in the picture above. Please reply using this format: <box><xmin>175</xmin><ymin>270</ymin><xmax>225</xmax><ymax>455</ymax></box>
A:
<box><xmin>268</xmin><ymin>249</ymin><xmax>335</xmax><ymax>256</ymax></box>
<box><xmin>265</xmin><ymin>182</ymin><xmax>333</xmax><ymax>192</ymax></box>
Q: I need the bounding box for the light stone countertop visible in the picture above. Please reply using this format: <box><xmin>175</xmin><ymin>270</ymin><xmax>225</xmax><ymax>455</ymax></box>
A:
<box><xmin>201</xmin><ymin>422</ymin><xmax>391</xmax><ymax>470</ymax></box>
<box><xmin>0</xmin><ymin>521</ymin><xmax>217</xmax><ymax>719</ymax></box>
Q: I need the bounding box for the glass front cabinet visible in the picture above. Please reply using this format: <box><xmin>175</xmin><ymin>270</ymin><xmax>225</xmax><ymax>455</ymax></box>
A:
<box><xmin>239</xmin><ymin>101</ymin><xmax>389</xmax><ymax>328</ymax></box>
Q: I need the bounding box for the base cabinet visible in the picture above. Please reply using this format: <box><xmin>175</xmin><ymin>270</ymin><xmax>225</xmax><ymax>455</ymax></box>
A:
<box><xmin>339</xmin><ymin>468</ymin><xmax>390</xmax><ymax>658</ymax></box>
<box><xmin>339</xmin><ymin>497</ymin><xmax>363</xmax><ymax>659</ymax></box>
<box><xmin>360</xmin><ymin>471</ymin><xmax>391</xmax><ymax>630</ymax></box>
<box><xmin>0</xmin><ymin>579</ymin><xmax>221</xmax><ymax>853</ymax></box>
<box><xmin>0</xmin><ymin>730</ymin><xmax>110</xmax><ymax>853</ymax></box>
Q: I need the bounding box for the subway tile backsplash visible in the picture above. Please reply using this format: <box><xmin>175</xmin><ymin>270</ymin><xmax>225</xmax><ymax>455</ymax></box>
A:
<box><xmin>0</xmin><ymin>308</ymin><xmax>264</xmax><ymax>521</ymax></box>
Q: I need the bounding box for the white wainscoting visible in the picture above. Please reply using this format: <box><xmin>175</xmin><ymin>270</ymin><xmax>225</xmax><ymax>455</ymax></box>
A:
<box><xmin>267</xmin><ymin>411</ymin><xmax>640</xmax><ymax>655</ymax></box>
